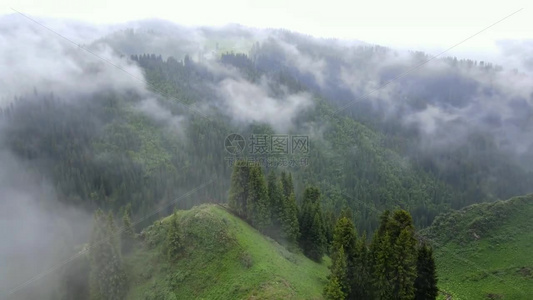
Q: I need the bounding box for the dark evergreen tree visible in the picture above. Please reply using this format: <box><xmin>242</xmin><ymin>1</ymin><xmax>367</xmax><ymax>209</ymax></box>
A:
<box><xmin>277</xmin><ymin>171</ymin><xmax>300</xmax><ymax>244</ymax></box>
<box><xmin>324</xmin><ymin>246</ymin><xmax>348</xmax><ymax>300</ymax></box>
<box><xmin>339</xmin><ymin>206</ymin><xmax>354</xmax><ymax>223</ymax></box>
<box><xmin>331</xmin><ymin>217</ymin><xmax>357</xmax><ymax>298</ymax></box>
<box><xmin>352</xmin><ymin>231</ymin><xmax>371</xmax><ymax>299</ymax></box>
<box><xmin>414</xmin><ymin>243</ymin><xmax>439</xmax><ymax>300</ymax></box>
<box><xmin>89</xmin><ymin>210</ymin><xmax>127</xmax><ymax>300</ymax></box>
<box><xmin>309</xmin><ymin>211</ymin><xmax>327</xmax><ymax>261</ymax></box>
<box><xmin>280</xmin><ymin>171</ymin><xmax>294</xmax><ymax>199</ymax></box>
<box><xmin>228</xmin><ymin>160</ymin><xmax>251</xmax><ymax>219</ymax></box>
<box><xmin>323</xmin><ymin>209</ymin><xmax>337</xmax><ymax>254</ymax></box>
<box><xmin>267</xmin><ymin>171</ymin><xmax>284</xmax><ymax>238</ymax></box>
<box><xmin>370</xmin><ymin>209</ymin><xmax>418</xmax><ymax>300</ymax></box>
<box><xmin>391</xmin><ymin>228</ymin><xmax>417</xmax><ymax>299</ymax></box>
<box><xmin>299</xmin><ymin>186</ymin><xmax>326</xmax><ymax>261</ymax></box>
<box><xmin>281</xmin><ymin>192</ymin><xmax>300</xmax><ymax>245</ymax></box>
<box><xmin>323</xmin><ymin>276</ymin><xmax>345</xmax><ymax>300</ymax></box>
<box><xmin>121</xmin><ymin>203</ymin><xmax>135</xmax><ymax>255</ymax></box>
<box><xmin>166</xmin><ymin>212</ymin><xmax>183</xmax><ymax>261</ymax></box>
<box><xmin>371</xmin><ymin>231</ymin><xmax>394</xmax><ymax>300</ymax></box>
<box><xmin>248</xmin><ymin>164</ymin><xmax>271</xmax><ymax>232</ymax></box>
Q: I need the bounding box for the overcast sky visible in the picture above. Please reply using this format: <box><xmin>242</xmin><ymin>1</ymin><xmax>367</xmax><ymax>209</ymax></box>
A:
<box><xmin>1</xmin><ymin>1</ymin><xmax>530</xmax><ymax>59</ymax></box>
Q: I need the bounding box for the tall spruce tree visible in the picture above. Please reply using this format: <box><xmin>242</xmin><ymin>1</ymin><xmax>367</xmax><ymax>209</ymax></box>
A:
<box><xmin>414</xmin><ymin>243</ymin><xmax>439</xmax><ymax>300</ymax></box>
<box><xmin>339</xmin><ymin>206</ymin><xmax>355</xmax><ymax>222</ymax></box>
<box><xmin>352</xmin><ymin>231</ymin><xmax>371</xmax><ymax>299</ymax></box>
<box><xmin>391</xmin><ymin>228</ymin><xmax>417</xmax><ymax>299</ymax></box>
<box><xmin>248</xmin><ymin>164</ymin><xmax>271</xmax><ymax>232</ymax></box>
<box><xmin>228</xmin><ymin>160</ymin><xmax>251</xmax><ymax>219</ymax></box>
<box><xmin>309</xmin><ymin>212</ymin><xmax>326</xmax><ymax>261</ymax></box>
<box><xmin>281</xmin><ymin>192</ymin><xmax>300</xmax><ymax>245</ymax></box>
<box><xmin>280</xmin><ymin>171</ymin><xmax>294</xmax><ymax>199</ymax></box>
<box><xmin>323</xmin><ymin>209</ymin><xmax>337</xmax><ymax>254</ymax></box>
<box><xmin>331</xmin><ymin>217</ymin><xmax>357</xmax><ymax>298</ymax></box>
<box><xmin>370</xmin><ymin>209</ymin><xmax>418</xmax><ymax>300</ymax></box>
<box><xmin>278</xmin><ymin>171</ymin><xmax>300</xmax><ymax>244</ymax></box>
<box><xmin>299</xmin><ymin>186</ymin><xmax>326</xmax><ymax>262</ymax></box>
<box><xmin>323</xmin><ymin>276</ymin><xmax>345</xmax><ymax>300</ymax></box>
<box><xmin>371</xmin><ymin>231</ymin><xmax>394</xmax><ymax>300</ymax></box>
<box><xmin>267</xmin><ymin>171</ymin><xmax>284</xmax><ymax>238</ymax></box>
<box><xmin>324</xmin><ymin>246</ymin><xmax>348</xmax><ymax>300</ymax></box>
<box><xmin>166</xmin><ymin>212</ymin><xmax>183</xmax><ymax>261</ymax></box>
<box><xmin>89</xmin><ymin>210</ymin><xmax>127</xmax><ymax>300</ymax></box>
<box><xmin>121</xmin><ymin>203</ymin><xmax>135</xmax><ymax>255</ymax></box>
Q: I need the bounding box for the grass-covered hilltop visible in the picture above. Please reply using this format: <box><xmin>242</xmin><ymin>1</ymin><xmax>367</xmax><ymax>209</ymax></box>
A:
<box><xmin>125</xmin><ymin>204</ymin><xmax>330</xmax><ymax>300</ymax></box>
<box><xmin>422</xmin><ymin>195</ymin><xmax>533</xmax><ymax>300</ymax></box>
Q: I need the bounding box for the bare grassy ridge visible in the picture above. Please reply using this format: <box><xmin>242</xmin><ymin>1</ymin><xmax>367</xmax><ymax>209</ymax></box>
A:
<box><xmin>124</xmin><ymin>204</ymin><xmax>330</xmax><ymax>299</ymax></box>
<box><xmin>421</xmin><ymin>195</ymin><xmax>533</xmax><ymax>299</ymax></box>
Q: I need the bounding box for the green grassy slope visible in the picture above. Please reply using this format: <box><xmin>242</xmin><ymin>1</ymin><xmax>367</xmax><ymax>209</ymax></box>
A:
<box><xmin>421</xmin><ymin>195</ymin><xmax>533</xmax><ymax>299</ymax></box>
<box><xmin>124</xmin><ymin>204</ymin><xmax>330</xmax><ymax>300</ymax></box>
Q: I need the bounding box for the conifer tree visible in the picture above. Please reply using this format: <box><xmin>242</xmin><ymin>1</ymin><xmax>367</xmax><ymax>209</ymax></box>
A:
<box><xmin>371</xmin><ymin>231</ymin><xmax>394</xmax><ymax>300</ymax></box>
<box><xmin>267</xmin><ymin>171</ymin><xmax>284</xmax><ymax>238</ymax></box>
<box><xmin>352</xmin><ymin>231</ymin><xmax>371</xmax><ymax>299</ymax></box>
<box><xmin>121</xmin><ymin>203</ymin><xmax>135</xmax><ymax>254</ymax></box>
<box><xmin>89</xmin><ymin>210</ymin><xmax>127</xmax><ymax>300</ymax></box>
<box><xmin>228</xmin><ymin>160</ymin><xmax>251</xmax><ymax>219</ymax></box>
<box><xmin>323</xmin><ymin>276</ymin><xmax>345</xmax><ymax>300</ymax></box>
<box><xmin>299</xmin><ymin>186</ymin><xmax>326</xmax><ymax>261</ymax></box>
<box><xmin>370</xmin><ymin>209</ymin><xmax>418</xmax><ymax>300</ymax></box>
<box><xmin>166</xmin><ymin>213</ymin><xmax>183</xmax><ymax>261</ymax></box>
<box><xmin>323</xmin><ymin>209</ymin><xmax>337</xmax><ymax>253</ymax></box>
<box><xmin>308</xmin><ymin>211</ymin><xmax>326</xmax><ymax>261</ymax></box>
<box><xmin>339</xmin><ymin>206</ymin><xmax>354</xmax><ymax>222</ymax></box>
<box><xmin>324</xmin><ymin>246</ymin><xmax>348</xmax><ymax>300</ymax></box>
<box><xmin>277</xmin><ymin>171</ymin><xmax>300</xmax><ymax>245</ymax></box>
<box><xmin>106</xmin><ymin>212</ymin><xmax>121</xmax><ymax>251</ymax></box>
<box><xmin>280</xmin><ymin>171</ymin><xmax>294</xmax><ymax>199</ymax></box>
<box><xmin>331</xmin><ymin>217</ymin><xmax>357</xmax><ymax>298</ymax></box>
<box><xmin>281</xmin><ymin>192</ymin><xmax>300</xmax><ymax>245</ymax></box>
<box><xmin>414</xmin><ymin>243</ymin><xmax>439</xmax><ymax>300</ymax></box>
<box><xmin>299</xmin><ymin>188</ymin><xmax>315</xmax><ymax>249</ymax></box>
<box><xmin>388</xmin><ymin>210</ymin><xmax>415</xmax><ymax>245</ymax></box>
<box><xmin>391</xmin><ymin>211</ymin><xmax>418</xmax><ymax>300</ymax></box>
<box><xmin>248</xmin><ymin>164</ymin><xmax>271</xmax><ymax>232</ymax></box>
<box><xmin>391</xmin><ymin>228</ymin><xmax>417</xmax><ymax>299</ymax></box>
<box><xmin>370</xmin><ymin>210</ymin><xmax>394</xmax><ymax>299</ymax></box>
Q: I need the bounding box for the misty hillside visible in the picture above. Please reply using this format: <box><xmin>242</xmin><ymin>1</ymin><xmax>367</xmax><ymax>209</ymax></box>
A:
<box><xmin>1</xmin><ymin>13</ymin><xmax>533</xmax><ymax>300</ymax></box>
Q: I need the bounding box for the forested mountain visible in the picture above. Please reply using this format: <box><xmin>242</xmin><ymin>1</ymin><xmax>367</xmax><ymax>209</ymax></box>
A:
<box><xmin>1</xmin><ymin>15</ymin><xmax>532</xmax><ymax>299</ymax></box>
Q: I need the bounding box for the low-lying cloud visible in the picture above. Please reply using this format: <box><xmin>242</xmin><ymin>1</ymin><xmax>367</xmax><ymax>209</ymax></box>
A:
<box><xmin>135</xmin><ymin>97</ymin><xmax>187</xmax><ymax>137</ymax></box>
<box><xmin>216</xmin><ymin>76</ymin><xmax>314</xmax><ymax>132</ymax></box>
<box><xmin>0</xmin><ymin>150</ymin><xmax>92</xmax><ymax>299</ymax></box>
<box><xmin>0</xmin><ymin>14</ymin><xmax>148</xmax><ymax>103</ymax></box>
